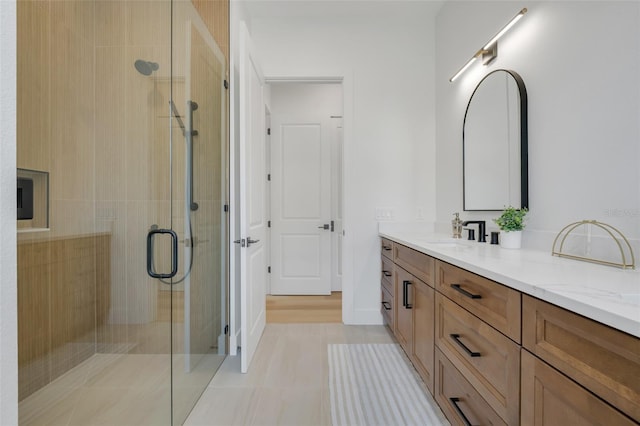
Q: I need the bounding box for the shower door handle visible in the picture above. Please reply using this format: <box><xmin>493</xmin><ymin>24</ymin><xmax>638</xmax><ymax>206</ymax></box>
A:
<box><xmin>146</xmin><ymin>228</ymin><xmax>178</xmax><ymax>279</ymax></box>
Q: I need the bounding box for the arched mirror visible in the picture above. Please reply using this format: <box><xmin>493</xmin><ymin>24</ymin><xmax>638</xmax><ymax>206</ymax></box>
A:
<box><xmin>463</xmin><ymin>69</ymin><xmax>528</xmax><ymax>211</ymax></box>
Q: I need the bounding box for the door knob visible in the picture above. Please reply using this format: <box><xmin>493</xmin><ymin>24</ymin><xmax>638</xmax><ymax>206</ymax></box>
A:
<box><xmin>246</xmin><ymin>237</ymin><xmax>260</xmax><ymax>247</ymax></box>
<box><xmin>318</xmin><ymin>224</ymin><xmax>330</xmax><ymax>230</ymax></box>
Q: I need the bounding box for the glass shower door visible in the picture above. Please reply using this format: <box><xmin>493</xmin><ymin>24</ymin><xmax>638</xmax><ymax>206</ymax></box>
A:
<box><xmin>16</xmin><ymin>0</ymin><xmax>226</xmax><ymax>424</ymax></box>
<box><xmin>168</xmin><ymin>3</ymin><xmax>228</xmax><ymax>424</ymax></box>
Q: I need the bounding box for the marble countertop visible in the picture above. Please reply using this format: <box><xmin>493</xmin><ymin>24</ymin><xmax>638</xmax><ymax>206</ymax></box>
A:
<box><xmin>379</xmin><ymin>229</ymin><xmax>640</xmax><ymax>338</ymax></box>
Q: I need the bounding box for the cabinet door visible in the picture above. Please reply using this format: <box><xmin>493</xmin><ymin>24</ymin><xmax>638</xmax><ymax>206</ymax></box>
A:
<box><xmin>395</xmin><ymin>266</ymin><xmax>414</xmax><ymax>352</ymax></box>
<box><xmin>523</xmin><ymin>295</ymin><xmax>640</xmax><ymax>422</ymax></box>
<box><xmin>521</xmin><ymin>350</ymin><xmax>637</xmax><ymax>426</ymax></box>
<box><xmin>435</xmin><ymin>348</ymin><xmax>506</xmax><ymax>426</ymax></box>
<box><xmin>412</xmin><ymin>278</ymin><xmax>435</xmax><ymax>394</ymax></box>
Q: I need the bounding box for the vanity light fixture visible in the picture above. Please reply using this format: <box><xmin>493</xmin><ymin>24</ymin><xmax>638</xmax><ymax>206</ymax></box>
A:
<box><xmin>450</xmin><ymin>8</ymin><xmax>528</xmax><ymax>83</ymax></box>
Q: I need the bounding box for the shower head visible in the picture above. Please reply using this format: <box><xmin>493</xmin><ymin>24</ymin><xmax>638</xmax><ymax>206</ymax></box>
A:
<box><xmin>134</xmin><ymin>59</ymin><xmax>159</xmax><ymax>76</ymax></box>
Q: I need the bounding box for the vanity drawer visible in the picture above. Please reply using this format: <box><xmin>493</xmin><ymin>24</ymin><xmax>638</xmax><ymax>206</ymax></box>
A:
<box><xmin>381</xmin><ymin>285</ymin><xmax>394</xmax><ymax>329</ymax></box>
<box><xmin>436</xmin><ymin>261</ymin><xmax>521</xmax><ymax>342</ymax></box>
<box><xmin>394</xmin><ymin>243</ymin><xmax>435</xmax><ymax>287</ymax></box>
<box><xmin>435</xmin><ymin>348</ymin><xmax>506</xmax><ymax>426</ymax></box>
<box><xmin>435</xmin><ymin>293</ymin><xmax>520</xmax><ymax>425</ymax></box>
<box><xmin>381</xmin><ymin>274</ymin><xmax>393</xmax><ymax>298</ymax></box>
<box><xmin>381</xmin><ymin>238</ymin><xmax>393</xmax><ymax>260</ymax></box>
<box><xmin>381</xmin><ymin>255</ymin><xmax>394</xmax><ymax>283</ymax></box>
<box><xmin>523</xmin><ymin>295</ymin><xmax>640</xmax><ymax>422</ymax></box>
<box><xmin>521</xmin><ymin>349</ymin><xmax>637</xmax><ymax>426</ymax></box>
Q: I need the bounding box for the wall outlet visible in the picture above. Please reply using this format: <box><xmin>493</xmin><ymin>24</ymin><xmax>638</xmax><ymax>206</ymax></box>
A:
<box><xmin>375</xmin><ymin>208</ymin><xmax>395</xmax><ymax>221</ymax></box>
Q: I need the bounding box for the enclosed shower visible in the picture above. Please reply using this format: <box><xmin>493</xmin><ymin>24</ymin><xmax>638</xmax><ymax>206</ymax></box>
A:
<box><xmin>16</xmin><ymin>1</ymin><xmax>229</xmax><ymax>424</ymax></box>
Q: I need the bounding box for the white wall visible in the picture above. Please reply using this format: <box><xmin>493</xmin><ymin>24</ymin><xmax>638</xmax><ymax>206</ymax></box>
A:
<box><xmin>0</xmin><ymin>0</ymin><xmax>18</xmax><ymax>423</ymax></box>
<box><xmin>247</xmin><ymin>2</ymin><xmax>439</xmax><ymax>323</ymax></box>
<box><xmin>435</xmin><ymin>1</ymin><xmax>640</xmax><ymax>253</ymax></box>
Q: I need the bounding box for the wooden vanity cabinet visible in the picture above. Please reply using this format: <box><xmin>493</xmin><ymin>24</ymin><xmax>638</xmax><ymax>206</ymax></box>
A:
<box><xmin>436</xmin><ymin>260</ymin><xmax>521</xmax><ymax>343</ymax></box>
<box><xmin>379</xmin><ymin>236</ymin><xmax>640</xmax><ymax>426</ymax></box>
<box><xmin>410</xmin><ymin>271</ymin><xmax>435</xmax><ymax>393</ymax></box>
<box><xmin>521</xmin><ymin>350</ymin><xmax>637</xmax><ymax>426</ymax></box>
<box><xmin>382</xmin><ymin>242</ymin><xmax>436</xmax><ymax>393</ymax></box>
<box><xmin>435</xmin><ymin>292</ymin><xmax>520</xmax><ymax>424</ymax></box>
<box><xmin>381</xmin><ymin>237</ymin><xmax>393</xmax><ymax>260</ymax></box>
<box><xmin>381</xmin><ymin>284</ymin><xmax>394</xmax><ymax>329</ymax></box>
<box><xmin>395</xmin><ymin>264</ymin><xmax>436</xmax><ymax>390</ymax></box>
<box><xmin>380</xmin><ymin>255</ymin><xmax>395</xmax><ymax>329</ymax></box>
<box><xmin>394</xmin><ymin>265</ymin><xmax>414</xmax><ymax>350</ymax></box>
<box><xmin>522</xmin><ymin>295</ymin><xmax>640</xmax><ymax>423</ymax></box>
<box><xmin>394</xmin><ymin>242</ymin><xmax>435</xmax><ymax>285</ymax></box>
<box><xmin>434</xmin><ymin>260</ymin><xmax>521</xmax><ymax>425</ymax></box>
<box><xmin>435</xmin><ymin>348</ymin><xmax>507</xmax><ymax>426</ymax></box>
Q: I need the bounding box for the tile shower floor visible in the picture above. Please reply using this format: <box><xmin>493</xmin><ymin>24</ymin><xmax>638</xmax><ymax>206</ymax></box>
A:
<box><xmin>19</xmin><ymin>352</ymin><xmax>225</xmax><ymax>426</ymax></box>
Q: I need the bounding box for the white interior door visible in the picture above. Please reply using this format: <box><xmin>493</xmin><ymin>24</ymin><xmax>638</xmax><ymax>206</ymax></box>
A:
<box><xmin>239</xmin><ymin>22</ymin><xmax>266</xmax><ymax>373</ymax></box>
<box><xmin>271</xmin><ymin>84</ymin><xmax>341</xmax><ymax>295</ymax></box>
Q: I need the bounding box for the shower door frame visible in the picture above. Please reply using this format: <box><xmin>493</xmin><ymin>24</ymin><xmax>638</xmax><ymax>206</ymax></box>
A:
<box><xmin>181</xmin><ymin>17</ymin><xmax>228</xmax><ymax>373</ymax></box>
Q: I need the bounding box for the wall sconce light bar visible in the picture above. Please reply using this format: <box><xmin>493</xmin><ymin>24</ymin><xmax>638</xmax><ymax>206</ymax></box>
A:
<box><xmin>450</xmin><ymin>8</ymin><xmax>527</xmax><ymax>83</ymax></box>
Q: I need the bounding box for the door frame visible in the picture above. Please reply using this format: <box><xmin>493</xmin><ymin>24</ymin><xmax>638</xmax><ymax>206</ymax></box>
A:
<box><xmin>264</xmin><ymin>76</ymin><xmax>351</xmax><ymax>320</ymax></box>
<box><xmin>229</xmin><ymin>65</ymin><xmax>354</xmax><ymax>364</ymax></box>
<box><xmin>266</xmin><ymin>81</ymin><xmax>340</xmax><ymax>296</ymax></box>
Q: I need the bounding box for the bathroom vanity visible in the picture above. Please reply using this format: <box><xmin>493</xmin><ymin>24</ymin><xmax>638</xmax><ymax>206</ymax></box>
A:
<box><xmin>379</xmin><ymin>230</ymin><xmax>639</xmax><ymax>426</ymax></box>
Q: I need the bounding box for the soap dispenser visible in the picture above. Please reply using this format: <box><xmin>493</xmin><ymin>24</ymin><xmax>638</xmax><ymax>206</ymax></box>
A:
<box><xmin>452</xmin><ymin>213</ymin><xmax>463</xmax><ymax>239</ymax></box>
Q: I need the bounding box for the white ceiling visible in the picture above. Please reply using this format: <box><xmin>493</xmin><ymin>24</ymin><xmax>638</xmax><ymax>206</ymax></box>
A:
<box><xmin>239</xmin><ymin>0</ymin><xmax>445</xmax><ymax>21</ymax></box>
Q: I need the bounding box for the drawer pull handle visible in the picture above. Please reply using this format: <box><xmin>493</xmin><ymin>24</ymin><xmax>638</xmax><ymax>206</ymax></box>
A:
<box><xmin>381</xmin><ymin>301</ymin><xmax>392</xmax><ymax>310</ymax></box>
<box><xmin>449</xmin><ymin>397</ymin><xmax>476</xmax><ymax>426</ymax></box>
<box><xmin>382</xmin><ymin>245</ymin><xmax>392</xmax><ymax>251</ymax></box>
<box><xmin>403</xmin><ymin>280</ymin><xmax>413</xmax><ymax>309</ymax></box>
<box><xmin>451</xmin><ymin>284</ymin><xmax>482</xmax><ymax>299</ymax></box>
<box><xmin>450</xmin><ymin>334</ymin><xmax>481</xmax><ymax>357</ymax></box>
<box><xmin>382</xmin><ymin>270</ymin><xmax>392</xmax><ymax>277</ymax></box>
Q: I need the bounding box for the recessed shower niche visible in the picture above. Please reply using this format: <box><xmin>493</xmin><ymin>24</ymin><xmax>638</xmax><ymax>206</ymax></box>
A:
<box><xmin>17</xmin><ymin>168</ymin><xmax>49</xmax><ymax>231</ymax></box>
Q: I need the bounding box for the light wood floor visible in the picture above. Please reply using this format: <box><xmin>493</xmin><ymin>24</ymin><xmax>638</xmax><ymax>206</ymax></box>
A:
<box><xmin>184</xmin><ymin>323</ymin><xmax>398</xmax><ymax>426</ymax></box>
<box><xmin>266</xmin><ymin>292</ymin><xmax>342</xmax><ymax>323</ymax></box>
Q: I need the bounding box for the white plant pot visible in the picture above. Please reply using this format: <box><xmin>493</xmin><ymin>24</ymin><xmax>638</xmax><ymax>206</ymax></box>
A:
<box><xmin>500</xmin><ymin>230</ymin><xmax>522</xmax><ymax>249</ymax></box>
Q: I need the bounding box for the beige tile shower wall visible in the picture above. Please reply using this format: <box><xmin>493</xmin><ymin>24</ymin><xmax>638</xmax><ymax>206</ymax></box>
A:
<box><xmin>93</xmin><ymin>1</ymin><xmax>173</xmax><ymax>340</ymax></box>
<box><xmin>17</xmin><ymin>0</ymin><xmax>96</xmax><ymax>238</ymax></box>
<box><xmin>16</xmin><ymin>1</ymin><xmax>49</xmax><ymax>232</ymax></box>
<box><xmin>191</xmin><ymin>0</ymin><xmax>229</xmax><ymax>64</ymax></box>
<box><xmin>16</xmin><ymin>0</ymin><xmax>102</xmax><ymax>402</ymax></box>
<box><xmin>49</xmin><ymin>0</ymin><xmax>96</xmax><ymax>237</ymax></box>
<box><xmin>17</xmin><ymin>1</ymin><xmax>51</xmax><ymax>175</ymax></box>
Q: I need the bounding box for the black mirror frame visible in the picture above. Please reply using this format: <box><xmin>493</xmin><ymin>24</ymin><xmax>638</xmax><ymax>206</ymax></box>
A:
<box><xmin>462</xmin><ymin>69</ymin><xmax>528</xmax><ymax>211</ymax></box>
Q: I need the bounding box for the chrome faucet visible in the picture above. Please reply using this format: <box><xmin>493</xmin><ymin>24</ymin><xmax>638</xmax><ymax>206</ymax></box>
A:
<box><xmin>462</xmin><ymin>221</ymin><xmax>487</xmax><ymax>243</ymax></box>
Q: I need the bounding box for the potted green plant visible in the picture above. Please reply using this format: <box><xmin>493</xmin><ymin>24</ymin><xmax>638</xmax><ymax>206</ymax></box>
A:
<box><xmin>493</xmin><ymin>206</ymin><xmax>528</xmax><ymax>249</ymax></box>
